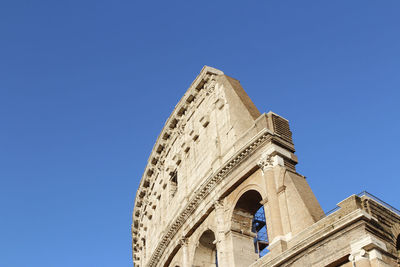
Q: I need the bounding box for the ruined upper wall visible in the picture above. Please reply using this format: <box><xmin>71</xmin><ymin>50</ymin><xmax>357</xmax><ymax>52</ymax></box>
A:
<box><xmin>132</xmin><ymin>66</ymin><xmax>295</xmax><ymax>266</ymax></box>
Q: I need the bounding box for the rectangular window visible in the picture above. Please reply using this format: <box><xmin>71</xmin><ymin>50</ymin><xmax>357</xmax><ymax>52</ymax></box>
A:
<box><xmin>170</xmin><ymin>171</ymin><xmax>178</xmax><ymax>198</ymax></box>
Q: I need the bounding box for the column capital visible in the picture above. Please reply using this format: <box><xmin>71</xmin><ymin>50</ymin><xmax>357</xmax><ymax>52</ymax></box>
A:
<box><xmin>257</xmin><ymin>153</ymin><xmax>274</xmax><ymax>173</ymax></box>
<box><xmin>349</xmin><ymin>249</ymin><xmax>368</xmax><ymax>262</ymax></box>
<box><xmin>179</xmin><ymin>237</ymin><xmax>189</xmax><ymax>247</ymax></box>
<box><xmin>258</xmin><ymin>153</ymin><xmax>284</xmax><ymax>173</ymax></box>
<box><xmin>213</xmin><ymin>199</ymin><xmax>224</xmax><ymax>210</ymax></box>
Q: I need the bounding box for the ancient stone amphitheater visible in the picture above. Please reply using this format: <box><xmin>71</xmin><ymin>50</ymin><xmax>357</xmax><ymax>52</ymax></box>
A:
<box><xmin>132</xmin><ymin>66</ymin><xmax>400</xmax><ymax>267</ymax></box>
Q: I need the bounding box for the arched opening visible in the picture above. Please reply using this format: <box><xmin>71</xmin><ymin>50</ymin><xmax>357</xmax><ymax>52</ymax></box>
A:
<box><xmin>396</xmin><ymin>234</ymin><xmax>400</xmax><ymax>251</ymax></box>
<box><xmin>193</xmin><ymin>230</ymin><xmax>218</xmax><ymax>267</ymax></box>
<box><xmin>396</xmin><ymin>234</ymin><xmax>400</xmax><ymax>264</ymax></box>
<box><xmin>231</xmin><ymin>190</ymin><xmax>269</xmax><ymax>265</ymax></box>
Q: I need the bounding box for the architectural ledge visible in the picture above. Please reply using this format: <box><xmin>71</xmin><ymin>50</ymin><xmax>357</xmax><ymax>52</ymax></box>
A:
<box><xmin>251</xmin><ymin>208</ymin><xmax>373</xmax><ymax>267</ymax></box>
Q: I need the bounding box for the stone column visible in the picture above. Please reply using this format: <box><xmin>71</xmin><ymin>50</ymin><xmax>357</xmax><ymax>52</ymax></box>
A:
<box><xmin>258</xmin><ymin>152</ymin><xmax>290</xmax><ymax>253</ymax></box>
<box><xmin>180</xmin><ymin>238</ymin><xmax>189</xmax><ymax>267</ymax></box>
<box><xmin>276</xmin><ymin>168</ymin><xmax>292</xmax><ymax>239</ymax></box>
<box><xmin>214</xmin><ymin>200</ymin><xmax>230</xmax><ymax>267</ymax></box>
<box><xmin>258</xmin><ymin>153</ymin><xmax>284</xmax><ymax>240</ymax></box>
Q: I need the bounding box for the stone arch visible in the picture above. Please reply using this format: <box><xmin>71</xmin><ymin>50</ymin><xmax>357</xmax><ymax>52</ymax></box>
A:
<box><xmin>228</xmin><ymin>184</ymin><xmax>267</xmax><ymax>233</ymax></box>
<box><xmin>229</xmin><ymin>184</ymin><xmax>267</xmax><ymax>216</ymax></box>
<box><xmin>230</xmin><ymin>188</ymin><xmax>269</xmax><ymax>265</ymax></box>
<box><xmin>189</xmin><ymin>223</ymin><xmax>217</xmax><ymax>261</ymax></box>
<box><xmin>192</xmin><ymin>229</ymin><xmax>218</xmax><ymax>267</ymax></box>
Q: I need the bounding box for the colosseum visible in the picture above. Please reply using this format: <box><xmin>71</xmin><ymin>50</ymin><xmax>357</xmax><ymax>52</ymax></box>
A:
<box><xmin>132</xmin><ymin>66</ymin><xmax>400</xmax><ymax>267</ymax></box>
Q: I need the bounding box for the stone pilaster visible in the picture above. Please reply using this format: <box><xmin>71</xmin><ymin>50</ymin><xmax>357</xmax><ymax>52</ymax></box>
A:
<box><xmin>179</xmin><ymin>238</ymin><xmax>189</xmax><ymax>267</ymax></box>
<box><xmin>214</xmin><ymin>200</ymin><xmax>230</xmax><ymax>267</ymax></box>
<box><xmin>257</xmin><ymin>152</ymin><xmax>284</xmax><ymax>243</ymax></box>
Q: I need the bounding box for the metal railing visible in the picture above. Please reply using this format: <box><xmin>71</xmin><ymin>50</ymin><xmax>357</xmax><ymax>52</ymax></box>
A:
<box><xmin>357</xmin><ymin>191</ymin><xmax>400</xmax><ymax>216</ymax></box>
<box><xmin>323</xmin><ymin>206</ymin><xmax>341</xmax><ymax>217</ymax></box>
<box><xmin>323</xmin><ymin>191</ymin><xmax>400</xmax><ymax>217</ymax></box>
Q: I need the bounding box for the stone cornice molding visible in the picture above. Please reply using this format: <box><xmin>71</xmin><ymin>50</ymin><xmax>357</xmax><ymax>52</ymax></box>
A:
<box><xmin>145</xmin><ymin>128</ymin><xmax>274</xmax><ymax>266</ymax></box>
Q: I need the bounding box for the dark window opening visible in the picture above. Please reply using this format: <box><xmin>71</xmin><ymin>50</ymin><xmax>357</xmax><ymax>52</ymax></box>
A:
<box><xmin>396</xmin><ymin>234</ymin><xmax>400</xmax><ymax>251</ymax></box>
<box><xmin>170</xmin><ymin>171</ymin><xmax>178</xmax><ymax>198</ymax></box>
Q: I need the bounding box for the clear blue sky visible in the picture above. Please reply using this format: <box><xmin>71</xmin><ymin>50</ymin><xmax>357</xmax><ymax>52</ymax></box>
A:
<box><xmin>1</xmin><ymin>1</ymin><xmax>399</xmax><ymax>266</ymax></box>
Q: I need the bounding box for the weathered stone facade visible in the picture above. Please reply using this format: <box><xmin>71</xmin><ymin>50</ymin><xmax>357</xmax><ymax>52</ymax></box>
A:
<box><xmin>132</xmin><ymin>66</ymin><xmax>400</xmax><ymax>267</ymax></box>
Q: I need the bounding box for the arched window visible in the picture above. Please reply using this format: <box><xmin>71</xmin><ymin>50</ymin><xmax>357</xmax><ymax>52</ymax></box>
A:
<box><xmin>193</xmin><ymin>230</ymin><xmax>218</xmax><ymax>267</ymax></box>
<box><xmin>231</xmin><ymin>190</ymin><xmax>269</xmax><ymax>264</ymax></box>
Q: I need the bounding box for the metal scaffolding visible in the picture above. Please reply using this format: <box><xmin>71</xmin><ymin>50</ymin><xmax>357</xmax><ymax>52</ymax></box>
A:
<box><xmin>252</xmin><ymin>206</ymin><xmax>269</xmax><ymax>257</ymax></box>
